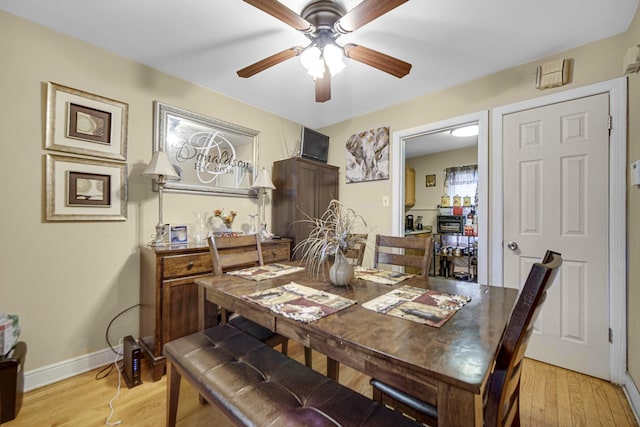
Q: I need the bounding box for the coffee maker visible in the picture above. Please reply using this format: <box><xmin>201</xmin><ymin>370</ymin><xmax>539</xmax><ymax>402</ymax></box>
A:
<box><xmin>405</xmin><ymin>214</ymin><xmax>414</xmax><ymax>231</ymax></box>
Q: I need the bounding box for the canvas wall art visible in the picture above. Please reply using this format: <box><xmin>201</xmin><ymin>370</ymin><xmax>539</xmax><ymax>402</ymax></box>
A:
<box><xmin>345</xmin><ymin>126</ymin><xmax>389</xmax><ymax>183</ymax></box>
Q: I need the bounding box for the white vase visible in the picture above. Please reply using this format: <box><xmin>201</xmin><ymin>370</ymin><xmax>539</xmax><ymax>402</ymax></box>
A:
<box><xmin>329</xmin><ymin>249</ymin><xmax>354</xmax><ymax>287</ymax></box>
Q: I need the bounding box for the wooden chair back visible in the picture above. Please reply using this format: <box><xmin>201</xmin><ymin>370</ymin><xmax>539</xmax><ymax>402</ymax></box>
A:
<box><xmin>484</xmin><ymin>250</ymin><xmax>562</xmax><ymax>426</ymax></box>
<box><xmin>373</xmin><ymin>234</ymin><xmax>433</xmax><ymax>277</ymax></box>
<box><xmin>207</xmin><ymin>234</ymin><xmax>264</xmax><ymax>275</ymax></box>
<box><xmin>344</xmin><ymin>233</ymin><xmax>368</xmax><ymax>266</ymax></box>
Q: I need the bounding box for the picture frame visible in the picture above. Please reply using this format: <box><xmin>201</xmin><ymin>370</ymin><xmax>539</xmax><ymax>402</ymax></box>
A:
<box><xmin>153</xmin><ymin>101</ymin><xmax>259</xmax><ymax>197</ymax></box>
<box><xmin>425</xmin><ymin>174</ymin><xmax>436</xmax><ymax>187</ymax></box>
<box><xmin>345</xmin><ymin>126</ymin><xmax>390</xmax><ymax>183</ymax></box>
<box><xmin>45</xmin><ymin>82</ymin><xmax>128</xmax><ymax>161</ymax></box>
<box><xmin>45</xmin><ymin>154</ymin><xmax>127</xmax><ymax>221</ymax></box>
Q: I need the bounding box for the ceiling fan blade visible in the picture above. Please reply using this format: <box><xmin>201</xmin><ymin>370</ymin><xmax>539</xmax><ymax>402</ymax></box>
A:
<box><xmin>315</xmin><ymin>68</ymin><xmax>331</xmax><ymax>103</ymax></box>
<box><xmin>237</xmin><ymin>47</ymin><xmax>303</xmax><ymax>78</ymax></box>
<box><xmin>243</xmin><ymin>0</ymin><xmax>314</xmax><ymax>33</ymax></box>
<box><xmin>343</xmin><ymin>43</ymin><xmax>412</xmax><ymax>78</ymax></box>
<box><xmin>335</xmin><ymin>0</ymin><xmax>408</xmax><ymax>34</ymax></box>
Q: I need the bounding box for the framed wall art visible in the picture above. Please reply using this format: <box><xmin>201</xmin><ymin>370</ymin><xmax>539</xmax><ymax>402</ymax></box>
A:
<box><xmin>345</xmin><ymin>126</ymin><xmax>389</xmax><ymax>183</ymax></box>
<box><xmin>45</xmin><ymin>154</ymin><xmax>127</xmax><ymax>221</ymax></box>
<box><xmin>426</xmin><ymin>174</ymin><xmax>436</xmax><ymax>187</ymax></box>
<box><xmin>45</xmin><ymin>82</ymin><xmax>128</xmax><ymax>161</ymax></box>
<box><xmin>153</xmin><ymin>101</ymin><xmax>258</xmax><ymax>197</ymax></box>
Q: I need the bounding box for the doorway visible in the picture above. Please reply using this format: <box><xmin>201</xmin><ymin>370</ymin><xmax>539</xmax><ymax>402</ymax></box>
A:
<box><xmin>392</xmin><ymin>111</ymin><xmax>489</xmax><ymax>285</ymax></box>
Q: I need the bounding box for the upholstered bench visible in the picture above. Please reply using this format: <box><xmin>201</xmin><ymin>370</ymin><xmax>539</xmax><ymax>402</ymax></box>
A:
<box><xmin>164</xmin><ymin>323</ymin><xmax>419</xmax><ymax>427</ymax></box>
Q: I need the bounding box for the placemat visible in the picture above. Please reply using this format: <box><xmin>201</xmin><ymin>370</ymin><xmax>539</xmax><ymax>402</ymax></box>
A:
<box><xmin>226</xmin><ymin>263</ymin><xmax>304</xmax><ymax>281</ymax></box>
<box><xmin>354</xmin><ymin>266</ymin><xmax>414</xmax><ymax>285</ymax></box>
<box><xmin>362</xmin><ymin>285</ymin><xmax>471</xmax><ymax>328</ymax></box>
<box><xmin>243</xmin><ymin>282</ymin><xmax>356</xmax><ymax>323</ymax></box>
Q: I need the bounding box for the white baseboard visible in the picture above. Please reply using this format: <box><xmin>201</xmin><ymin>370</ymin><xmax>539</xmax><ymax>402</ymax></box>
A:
<box><xmin>624</xmin><ymin>374</ymin><xmax>640</xmax><ymax>424</ymax></box>
<box><xmin>24</xmin><ymin>345</ymin><xmax>121</xmax><ymax>392</ymax></box>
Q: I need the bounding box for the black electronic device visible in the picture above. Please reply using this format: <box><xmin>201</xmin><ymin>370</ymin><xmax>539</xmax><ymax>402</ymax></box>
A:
<box><xmin>121</xmin><ymin>335</ymin><xmax>142</xmax><ymax>388</ymax></box>
<box><xmin>300</xmin><ymin>127</ymin><xmax>330</xmax><ymax>163</ymax></box>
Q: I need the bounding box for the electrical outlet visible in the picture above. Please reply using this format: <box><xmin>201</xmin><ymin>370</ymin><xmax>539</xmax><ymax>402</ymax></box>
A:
<box><xmin>382</xmin><ymin>195</ymin><xmax>389</xmax><ymax>206</ymax></box>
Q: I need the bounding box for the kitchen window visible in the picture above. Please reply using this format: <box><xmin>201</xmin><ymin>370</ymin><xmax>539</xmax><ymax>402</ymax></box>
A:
<box><xmin>444</xmin><ymin>165</ymin><xmax>478</xmax><ymax>204</ymax></box>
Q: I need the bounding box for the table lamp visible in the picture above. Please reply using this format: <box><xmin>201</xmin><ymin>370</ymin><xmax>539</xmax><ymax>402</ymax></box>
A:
<box><xmin>143</xmin><ymin>151</ymin><xmax>179</xmax><ymax>246</ymax></box>
<box><xmin>252</xmin><ymin>167</ymin><xmax>276</xmax><ymax>241</ymax></box>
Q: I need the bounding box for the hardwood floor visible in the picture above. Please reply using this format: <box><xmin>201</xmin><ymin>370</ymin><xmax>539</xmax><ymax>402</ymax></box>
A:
<box><xmin>6</xmin><ymin>340</ymin><xmax>638</xmax><ymax>427</ymax></box>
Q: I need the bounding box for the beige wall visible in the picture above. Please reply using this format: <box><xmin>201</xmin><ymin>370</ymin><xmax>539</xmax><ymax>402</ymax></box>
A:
<box><xmin>0</xmin><ymin>11</ymin><xmax>303</xmax><ymax>370</ymax></box>
<box><xmin>1</xmin><ymin>5</ymin><xmax>638</xmax><ymax>393</ymax></box>
<box><xmin>405</xmin><ymin>146</ymin><xmax>477</xmax><ymax>230</ymax></box>
<box><xmin>321</xmin><ymin>12</ymin><xmax>638</xmax><ymax>389</ymax></box>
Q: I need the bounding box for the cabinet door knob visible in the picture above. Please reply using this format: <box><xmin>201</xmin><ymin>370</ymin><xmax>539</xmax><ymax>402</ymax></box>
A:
<box><xmin>187</xmin><ymin>261</ymin><xmax>194</xmax><ymax>270</ymax></box>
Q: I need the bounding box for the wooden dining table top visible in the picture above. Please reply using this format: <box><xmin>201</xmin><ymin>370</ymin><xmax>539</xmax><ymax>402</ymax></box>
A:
<box><xmin>195</xmin><ymin>265</ymin><xmax>518</xmax><ymax>425</ymax></box>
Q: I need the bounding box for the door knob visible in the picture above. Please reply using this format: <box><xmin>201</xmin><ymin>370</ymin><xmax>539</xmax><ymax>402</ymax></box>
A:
<box><xmin>507</xmin><ymin>241</ymin><xmax>518</xmax><ymax>250</ymax></box>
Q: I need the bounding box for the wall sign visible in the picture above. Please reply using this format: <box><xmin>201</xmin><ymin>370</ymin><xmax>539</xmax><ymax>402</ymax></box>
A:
<box><xmin>153</xmin><ymin>102</ymin><xmax>259</xmax><ymax>197</ymax></box>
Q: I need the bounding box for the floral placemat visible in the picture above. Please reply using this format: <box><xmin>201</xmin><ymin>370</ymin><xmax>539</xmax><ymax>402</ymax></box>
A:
<box><xmin>243</xmin><ymin>282</ymin><xmax>356</xmax><ymax>323</ymax></box>
<box><xmin>362</xmin><ymin>285</ymin><xmax>471</xmax><ymax>328</ymax></box>
<box><xmin>354</xmin><ymin>266</ymin><xmax>414</xmax><ymax>285</ymax></box>
<box><xmin>226</xmin><ymin>263</ymin><xmax>304</xmax><ymax>281</ymax></box>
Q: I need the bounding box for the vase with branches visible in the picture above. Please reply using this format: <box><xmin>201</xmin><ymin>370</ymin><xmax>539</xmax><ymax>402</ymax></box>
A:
<box><xmin>293</xmin><ymin>200</ymin><xmax>368</xmax><ymax>285</ymax></box>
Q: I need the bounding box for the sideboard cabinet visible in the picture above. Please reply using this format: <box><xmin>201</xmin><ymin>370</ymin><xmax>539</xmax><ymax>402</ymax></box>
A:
<box><xmin>272</xmin><ymin>157</ymin><xmax>339</xmax><ymax>257</ymax></box>
<box><xmin>139</xmin><ymin>239</ymin><xmax>291</xmax><ymax>381</ymax></box>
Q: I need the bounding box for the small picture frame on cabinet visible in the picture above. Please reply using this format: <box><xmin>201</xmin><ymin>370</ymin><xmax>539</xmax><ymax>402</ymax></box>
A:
<box><xmin>170</xmin><ymin>225</ymin><xmax>188</xmax><ymax>244</ymax></box>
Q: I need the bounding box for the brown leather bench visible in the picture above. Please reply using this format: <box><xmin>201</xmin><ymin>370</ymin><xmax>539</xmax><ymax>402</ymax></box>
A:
<box><xmin>164</xmin><ymin>323</ymin><xmax>419</xmax><ymax>426</ymax></box>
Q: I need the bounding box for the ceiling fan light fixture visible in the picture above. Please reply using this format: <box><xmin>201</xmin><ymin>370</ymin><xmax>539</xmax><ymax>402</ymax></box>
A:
<box><xmin>300</xmin><ymin>45</ymin><xmax>325</xmax><ymax>77</ymax></box>
<box><xmin>451</xmin><ymin>125</ymin><xmax>479</xmax><ymax>137</ymax></box>
<box><xmin>323</xmin><ymin>43</ymin><xmax>345</xmax><ymax>75</ymax></box>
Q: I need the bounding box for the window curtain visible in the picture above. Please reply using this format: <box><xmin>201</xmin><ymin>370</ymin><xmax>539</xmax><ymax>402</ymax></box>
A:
<box><xmin>444</xmin><ymin>165</ymin><xmax>479</xmax><ymax>204</ymax></box>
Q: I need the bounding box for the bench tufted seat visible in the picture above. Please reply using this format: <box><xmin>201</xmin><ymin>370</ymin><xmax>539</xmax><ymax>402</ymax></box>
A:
<box><xmin>164</xmin><ymin>323</ymin><xmax>419</xmax><ymax>427</ymax></box>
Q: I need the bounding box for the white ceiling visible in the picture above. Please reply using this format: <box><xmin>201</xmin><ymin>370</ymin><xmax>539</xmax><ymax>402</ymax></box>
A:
<box><xmin>1</xmin><ymin>0</ymin><xmax>637</xmax><ymax>129</ymax></box>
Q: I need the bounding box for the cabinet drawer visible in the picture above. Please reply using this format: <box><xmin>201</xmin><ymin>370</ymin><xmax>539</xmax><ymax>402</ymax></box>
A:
<box><xmin>262</xmin><ymin>243</ymin><xmax>290</xmax><ymax>263</ymax></box>
<box><xmin>162</xmin><ymin>253</ymin><xmax>212</xmax><ymax>279</ymax></box>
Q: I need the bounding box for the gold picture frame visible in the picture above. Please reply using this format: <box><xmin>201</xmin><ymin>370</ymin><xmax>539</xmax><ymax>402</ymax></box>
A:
<box><xmin>45</xmin><ymin>82</ymin><xmax>128</xmax><ymax>161</ymax></box>
<box><xmin>45</xmin><ymin>154</ymin><xmax>127</xmax><ymax>221</ymax></box>
<box><xmin>425</xmin><ymin>174</ymin><xmax>436</xmax><ymax>187</ymax></box>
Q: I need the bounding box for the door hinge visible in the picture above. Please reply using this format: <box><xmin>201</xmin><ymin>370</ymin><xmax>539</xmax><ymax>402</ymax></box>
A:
<box><xmin>608</xmin><ymin>116</ymin><xmax>612</xmax><ymax>134</ymax></box>
<box><xmin>609</xmin><ymin>328</ymin><xmax>613</xmax><ymax>343</ymax></box>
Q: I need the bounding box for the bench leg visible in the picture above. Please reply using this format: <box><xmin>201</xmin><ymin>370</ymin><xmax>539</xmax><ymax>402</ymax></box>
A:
<box><xmin>166</xmin><ymin>361</ymin><xmax>181</xmax><ymax>427</ymax></box>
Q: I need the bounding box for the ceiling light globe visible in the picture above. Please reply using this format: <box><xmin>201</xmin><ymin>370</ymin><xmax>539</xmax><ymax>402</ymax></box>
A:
<box><xmin>324</xmin><ymin>44</ymin><xmax>345</xmax><ymax>75</ymax></box>
<box><xmin>451</xmin><ymin>125</ymin><xmax>479</xmax><ymax>137</ymax></box>
<box><xmin>300</xmin><ymin>46</ymin><xmax>322</xmax><ymax>71</ymax></box>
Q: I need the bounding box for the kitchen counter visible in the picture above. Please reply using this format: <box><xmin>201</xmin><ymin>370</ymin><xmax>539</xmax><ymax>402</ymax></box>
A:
<box><xmin>404</xmin><ymin>229</ymin><xmax>432</xmax><ymax>236</ymax></box>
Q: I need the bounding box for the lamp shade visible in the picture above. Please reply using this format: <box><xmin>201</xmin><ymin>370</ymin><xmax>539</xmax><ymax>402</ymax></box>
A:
<box><xmin>143</xmin><ymin>151</ymin><xmax>179</xmax><ymax>179</ymax></box>
<box><xmin>252</xmin><ymin>167</ymin><xmax>275</xmax><ymax>190</ymax></box>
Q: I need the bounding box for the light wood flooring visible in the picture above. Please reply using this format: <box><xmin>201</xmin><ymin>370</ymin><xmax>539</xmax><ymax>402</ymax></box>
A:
<box><xmin>5</xmin><ymin>340</ymin><xmax>637</xmax><ymax>427</ymax></box>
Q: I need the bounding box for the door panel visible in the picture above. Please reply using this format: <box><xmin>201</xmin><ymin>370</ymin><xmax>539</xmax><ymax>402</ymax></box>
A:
<box><xmin>503</xmin><ymin>93</ymin><xmax>609</xmax><ymax>379</ymax></box>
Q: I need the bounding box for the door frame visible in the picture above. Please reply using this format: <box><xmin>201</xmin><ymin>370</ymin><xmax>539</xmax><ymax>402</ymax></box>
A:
<box><xmin>491</xmin><ymin>77</ymin><xmax>627</xmax><ymax>383</ymax></box>
<box><xmin>392</xmin><ymin>110</ymin><xmax>489</xmax><ymax>285</ymax></box>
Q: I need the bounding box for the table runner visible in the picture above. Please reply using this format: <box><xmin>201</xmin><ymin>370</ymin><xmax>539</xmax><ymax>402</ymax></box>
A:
<box><xmin>362</xmin><ymin>285</ymin><xmax>471</xmax><ymax>327</ymax></box>
<box><xmin>243</xmin><ymin>282</ymin><xmax>356</xmax><ymax>323</ymax></box>
<box><xmin>226</xmin><ymin>263</ymin><xmax>305</xmax><ymax>281</ymax></box>
<box><xmin>353</xmin><ymin>266</ymin><xmax>414</xmax><ymax>285</ymax></box>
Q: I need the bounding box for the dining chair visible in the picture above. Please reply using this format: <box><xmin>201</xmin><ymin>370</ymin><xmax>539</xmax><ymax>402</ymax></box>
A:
<box><xmin>370</xmin><ymin>250</ymin><xmax>563</xmax><ymax>427</ymax></box>
<box><xmin>204</xmin><ymin>234</ymin><xmax>289</xmax><ymax>354</ymax></box>
<box><xmin>344</xmin><ymin>233</ymin><xmax>368</xmax><ymax>266</ymax></box>
<box><xmin>373</xmin><ymin>234</ymin><xmax>434</xmax><ymax>277</ymax></box>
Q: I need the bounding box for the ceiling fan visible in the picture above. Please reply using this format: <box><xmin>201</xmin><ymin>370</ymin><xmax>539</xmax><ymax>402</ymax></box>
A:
<box><xmin>237</xmin><ymin>0</ymin><xmax>412</xmax><ymax>102</ymax></box>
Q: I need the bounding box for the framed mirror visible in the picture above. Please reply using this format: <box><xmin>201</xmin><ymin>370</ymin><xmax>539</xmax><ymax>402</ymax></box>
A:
<box><xmin>153</xmin><ymin>102</ymin><xmax>258</xmax><ymax>197</ymax></box>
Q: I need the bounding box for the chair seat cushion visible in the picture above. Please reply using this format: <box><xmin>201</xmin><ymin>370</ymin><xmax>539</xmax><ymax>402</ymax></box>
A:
<box><xmin>227</xmin><ymin>315</ymin><xmax>276</xmax><ymax>341</ymax></box>
<box><xmin>164</xmin><ymin>324</ymin><xmax>419</xmax><ymax>427</ymax></box>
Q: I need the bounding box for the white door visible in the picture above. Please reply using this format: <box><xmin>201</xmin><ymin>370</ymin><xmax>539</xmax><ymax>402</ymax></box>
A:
<box><xmin>502</xmin><ymin>93</ymin><xmax>610</xmax><ymax>380</ymax></box>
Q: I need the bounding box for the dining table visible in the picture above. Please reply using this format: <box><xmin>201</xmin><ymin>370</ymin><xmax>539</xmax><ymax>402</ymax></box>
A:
<box><xmin>194</xmin><ymin>264</ymin><xmax>518</xmax><ymax>427</ymax></box>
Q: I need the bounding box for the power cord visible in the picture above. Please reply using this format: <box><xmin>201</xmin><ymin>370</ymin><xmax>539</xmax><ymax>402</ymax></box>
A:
<box><xmin>105</xmin><ymin>337</ymin><xmax>123</xmax><ymax>426</ymax></box>
<box><xmin>105</xmin><ymin>304</ymin><xmax>140</xmax><ymax>355</ymax></box>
